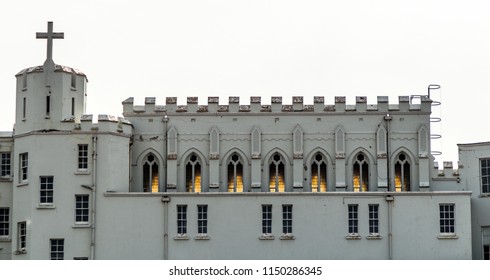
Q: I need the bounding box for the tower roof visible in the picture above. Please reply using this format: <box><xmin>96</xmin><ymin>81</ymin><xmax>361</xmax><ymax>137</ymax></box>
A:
<box><xmin>15</xmin><ymin>64</ymin><xmax>88</xmax><ymax>81</ymax></box>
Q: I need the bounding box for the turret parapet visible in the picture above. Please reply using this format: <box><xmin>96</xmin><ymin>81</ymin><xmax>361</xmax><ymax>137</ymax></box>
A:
<box><xmin>122</xmin><ymin>96</ymin><xmax>433</xmax><ymax>115</ymax></box>
<box><xmin>76</xmin><ymin>114</ymin><xmax>132</xmax><ymax>134</ymax></box>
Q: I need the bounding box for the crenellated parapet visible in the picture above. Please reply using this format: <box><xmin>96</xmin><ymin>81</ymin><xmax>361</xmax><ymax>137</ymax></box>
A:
<box><xmin>122</xmin><ymin>95</ymin><xmax>433</xmax><ymax>115</ymax></box>
<box><xmin>61</xmin><ymin>114</ymin><xmax>133</xmax><ymax>134</ymax></box>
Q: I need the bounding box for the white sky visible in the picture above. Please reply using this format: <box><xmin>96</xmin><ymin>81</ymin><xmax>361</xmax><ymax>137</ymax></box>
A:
<box><xmin>1</xmin><ymin>0</ymin><xmax>489</xmax><ymax>165</ymax></box>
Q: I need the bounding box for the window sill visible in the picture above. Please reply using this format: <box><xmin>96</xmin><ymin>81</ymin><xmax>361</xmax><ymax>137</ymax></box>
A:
<box><xmin>71</xmin><ymin>87</ymin><xmax>77</xmax><ymax>91</ymax></box>
<box><xmin>437</xmin><ymin>234</ymin><xmax>458</xmax><ymax>240</ymax></box>
<box><xmin>174</xmin><ymin>234</ymin><xmax>189</xmax><ymax>240</ymax></box>
<box><xmin>14</xmin><ymin>249</ymin><xmax>27</xmax><ymax>255</ymax></box>
<box><xmin>366</xmin><ymin>234</ymin><xmax>382</xmax><ymax>240</ymax></box>
<box><xmin>194</xmin><ymin>234</ymin><xmax>210</xmax><ymax>240</ymax></box>
<box><xmin>72</xmin><ymin>224</ymin><xmax>90</xmax><ymax>228</ymax></box>
<box><xmin>0</xmin><ymin>177</ymin><xmax>12</xmax><ymax>182</ymax></box>
<box><xmin>280</xmin><ymin>234</ymin><xmax>295</xmax><ymax>240</ymax></box>
<box><xmin>36</xmin><ymin>204</ymin><xmax>55</xmax><ymax>209</ymax></box>
<box><xmin>345</xmin><ymin>233</ymin><xmax>361</xmax><ymax>240</ymax></box>
<box><xmin>0</xmin><ymin>237</ymin><xmax>12</xmax><ymax>242</ymax></box>
<box><xmin>17</xmin><ymin>182</ymin><xmax>29</xmax><ymax>187</ymax></box>
<box><xmin>479</xmin><ymin>193</ymin><xmax>490</xmax><ymax>198</ymax></box>
<box><xmin>259</xmin><ymin>234</ymin><xmax>275</xmax><ymax>240</ymax></box>
<box><xmin>74</xmin><ymin>170</ymin><xmax>90</xmax><ymax>175</ymax></box>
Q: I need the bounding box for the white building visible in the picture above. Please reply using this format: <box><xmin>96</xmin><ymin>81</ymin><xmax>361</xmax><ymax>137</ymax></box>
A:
<box><xmin>0</xmin><ymin>22</ymin><xmax>487</xmax><ymax>260</ymax></box>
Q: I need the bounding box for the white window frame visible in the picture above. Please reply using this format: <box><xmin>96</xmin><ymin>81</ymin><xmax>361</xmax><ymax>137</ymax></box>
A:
<box><xmin>177</xmin><ymin>205</ymin><xmax>187</xmax><ymax>236</ymax></box>
<box><xmin>197</xmin><ymin>205</ymin><xmax>208</xmax><ymax>235</ymax></box>
<box><xmin>77</xmin><ymin>144</ymin><xmax>89</xmax><ymax>171</ymax></box>
<box><xmin>348</xmin><ymin>204</ymin><xmax>359</xmax><ymax>234</ymax></box>
<box><xmin>19</xmin><ymin>153</ymin><xmax>28</xmax><ymax>183</ymax></box>
<box><xmin>480</xmin><ymin>158</ymin><xmax>490</xmax><ymax>194</ymax></box>
<box><xmin>75</xmin><ymin>195</ymin><xmax>89</xmax><ymax>224</ymax></box>
<box><xmin>282</xmin><ymin>205</ymin><xmax>293</xmax><ymax>235</ymax></box>
<box><xmin>262</xmin><ymin>205</ymin><xmax>272</xmax><ymax>235</ymax></box>
<box><xmin>40</xmin><ymin>176</ymin><xmax>54</xmax><ymax>205</ymax></box>
<box><xmin>439</xmin><ymin>204</ymin><xmax>455</xmax><ymax>234</ymax></box>
<box><xmin>0</xmin><ymin>208</ymin><xmax>9</xmax><ymax>237</ymax></box>
<box><xmin>1</xmin><ymin>152</ymin><xmax>11</xmax><ymax>178</ymax></box>
<box><xmin>17</xmin><ymin>222</ymin><xmax>26</xmax><ymax>251</ymax></box>
<box><xmin>369</xmin><ymin>204</ymin><xmax>379</xmax><ymax>235</ymax></box>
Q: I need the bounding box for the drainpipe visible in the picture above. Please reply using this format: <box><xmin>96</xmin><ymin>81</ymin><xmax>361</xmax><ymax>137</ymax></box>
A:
<box><xmin>163</xmin><ymin>115</ymin><xmax>169</xmax><ymax>191</ymax></box>
<box><xmin>384</xmin><ymin>114</ymin><xmax>393</xmax><ymax>260</ymax></box>
<box><xmin>87</xmin><ymin>136</ymin><xmax>97</xmax><ymax>260</ymax></box>
<box><xmin>386</xmin><ymin>195</ymin><xmax>394</xmax><ymax>260</ymax></box>
<box><xmin>162</xmin><ymin>195</ymin><xmax>170</xmax><ymax>260</ymax></box>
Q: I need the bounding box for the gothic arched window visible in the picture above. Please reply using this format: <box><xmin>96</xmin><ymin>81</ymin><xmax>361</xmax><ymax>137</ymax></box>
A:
<box><xmin>353</xmin><ymin>153</ymin><xmax>369</xmax><ymax>192</ymax></box>
<box><xmin>186</xmin><ymin>154</ymin><xmax>201</xmax><ymax>192</ymax></box>
<box><xmin>395</xmin><ymin>153</ymin><xmax>411</xmax><ymax>192</ymax></box>
<box><xmin>143</xmin><ymin>154</ymin><xmax>159</xmax><ymax>192</ymax></box>
<box><xmin>311</xmin><ymin>153</ymin><xmax>327</xmax><ymax>192</ymax></box>
<box><xmin>269</xmin><ymin>153</ymin><xmax>285</xmax><ymax>192</ymax></box>
<box><xmin>227</xmin><ymin>153</ymin><xmax>243</xmax><ymax>192</ymax></box>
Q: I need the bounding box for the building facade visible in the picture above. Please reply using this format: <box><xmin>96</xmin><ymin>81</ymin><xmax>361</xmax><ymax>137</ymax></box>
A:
<box><xmin>0</xmin><ymin>22</ymin><xmax>486</xmax><ymax>260</ymax></box>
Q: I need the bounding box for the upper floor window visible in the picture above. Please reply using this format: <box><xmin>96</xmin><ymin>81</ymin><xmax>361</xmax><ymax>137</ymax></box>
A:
<box><xmin>227</xmin><ymin>153</ymin><xmax>243</xmax><ymax>192</ymax></box>
<box><xmin>481</xmin><ymin>158</ymin><xmax>490</xmax><ymax>194</ymax></box>
<box><xmin>77</xmin><ymin>144</ymin><xmax>89</xmax><ymax>171</ymax></box>
<box><xmin>40</xmin><ymin>176</ymin><xmax>54</xmax><ymax>204</ymax></box>
<box><xmin>395</xmin><ymin>153</ymin><xmax>411</xmax><ymax>192</ymax></box>
<box><xmin>143</xmin><ymin>154</ymin><xmax>159</xmax><ymax>192</ymax></box>
<box><xmin>75</xmin><ymin>195</ymin><xmax>89</xmax><ymax>224</ymax></box>
<box><xmin>269</xmin><ymin>153</ymin><xmax>285</xmax><ymax>192</ymax></box>
<box><xmin>1</xmin><ymin>152</ymin><xmax>11</xmax><ymax>178</ymax></box>
<box><xmin>311</xmin><ymin>153</ymin><xmax>327</xmax><ymax>192</ymax></box>
<box><xmin>19</xmin><ymin>153</ymin><xmax>28</xmax><ymax>183</ymax></box>
<box><xmin>0</xmin><ymin>208</ymin><xmax>9</xmax><ymax>237</ymax></box>
<box><xmin>439</xmin><ymin>204</ymin><xmax>455</xmax><ymax>234</ymax></box>
<box><xmin>353</xmin><ymin>153</ymin><xmax>368</xmax><ymax>192</ymax></box>
<box><xmin>186</xmin><ymin>154</ymin><xmax>202</xmax><ymax>192</ymax></box>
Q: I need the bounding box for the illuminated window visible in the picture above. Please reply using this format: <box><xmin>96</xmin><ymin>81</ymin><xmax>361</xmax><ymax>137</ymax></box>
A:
<box><xmin>197</xmin><ymin>205</ymin><xmax>207</xmax><ymax>235</ymax></box>
<box><xmin>353</xmin><ymin>153</ymin><xmax>368</xmax><ymax>192</ymax></box>
<box><xmin>282</xmin><ymin>205</ymin><xmax>293</xmax><ymax>234</ymax></box>
<box><xmin>439</xmin><ymin>204</ymin><xmax>455</xmax><ymax>234</ymax></box>
<box><xmin>50</xmin><ymin>239</ymin><xmax>64</xmax><ymax>260</ymax></box>
<box><xmin>227</xmin><ymin>154</ymin><xmax>243</xmax><ymax>192</ymax></box>
<box><xmin>143</xmin><ymin>154</ymin><xmax>159</xmax><ymax>192</ymax></box>
<box><xmin>177</xmin><ymin>205</ymin><xmax>187</xmax><ymax>235</ymax></box>
<box><xmin>186</xmin><ymin>154</ymin><xmax>201</xmax><ymax>192</ymax></box>
<box><xmin>394</xmin><ymin>153</ymin><xmax>411</xmax><ymax>192</ymax></box>
<box><xmin>262</xmin><ymin>205</ymin><xmax>272</xmax><ymax>235</ymax></box>
<box><xmin>77</xmin><ymin>144</ymin><xmax>88</xmax><ymax>170</ymax></box>
<box><xmin>1</xmin><ymin>152</ymin><xmax>11</xmax><ymax>178</ymax></box>
<box><xmin>348</xmin><ymin>205</ymin><xmax>358</xmax><ymax>234</ymax></box>
<box><xmin>311</xmin><ymin>153</ymin><xmax>327</xmax><ymax>192</ymax></box>
<box><xmin>269</xmin><ymin>153</ymin><xmax>285</xmax><ymax>192</ymax></box>
<box><xmin>0</xmin><ymin>208</ymin><xmax>9</xmax><ymax>237</ymax></box>
<box><xmin>75</xmin><ymin>195</ymin><xmax>89</xmax><ymax>224</ymax></box>
<box><xmin>481</xmin><ymin>158</ymin><xmax>490</xmax><ymax>194</ymax></box>
<box><xmin>40</xmin><ymin>176</ymin><xmax>54</xmax><ymax>204</ymax></box>
<box><xmin>369</xmin><ymin>204</ymin><xmax>379</xmax><ymax>235</ymax></box>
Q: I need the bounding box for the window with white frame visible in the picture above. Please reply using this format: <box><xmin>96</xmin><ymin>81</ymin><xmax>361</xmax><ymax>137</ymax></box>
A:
<box><xmin>197</xmin><ymin>205</ymin><xmax>208</xmax><ymax>235</ymax></box>
<box><xmin>50</xmin><ymin>239</ymin><xmax>64</xmax><ymax>260</ymax></box>
<box><xmin>262</xmin><ymin>205</ymin><xmax>272</xmax><ymax>235</ymax></box>
<box><xmin>439</xmin><ymin>204</ymin><xmax>455</xmax><ymax>234</ymax></box>
<box><xmin>1</xmin><ymin>152</ymin><xmax>11</xmax><ymax>178</ymax></box>
<box><xmin>19</xmin><ymin>153</ymin><xmax>28</xmax><ymax>183</ymax></box>
<box><xmin>40</xmin><ymin>176</ymin><xmax>54</xmax><ymax>204</ymax></box>
<box><xmin>0</xmin><ymin>208</ymin><xmax>9</xmax><ymax>237</ymax></box>
<box><xmin>78</xmin><ymin>144</ymin><xmax>88</xmax><ymax>170</ymax></box>
<box><xmin>348</xmin><ymin>204</ymin><xmax>359</xmax><ymax>234</ymax></box>
<box><xmin>18</xmin><ymin>222</ymin><xmax>26</xmax><ymax>251</ymax></box>
<box><xmin>369</xmin><ymin>204</ymin><xmax>379</xmax><ymax>235</ymax></box>
<box><xmin>177</xmin><ymin>205</ymin><xmax>187</xmax><ymax>235</ymax></box>
<box><xmin>282</xmin><ymin>205</ymin><xmax>293</xmax><ymax>234</ymax></box>
<box><xmin>75</xmin><ymin>195</ymin><xmax>89</xmax><ymax>224</ymax></box>
<box><xmin>481</xmin><ymin>158</ymin><xmax>490</xmax><ymax>194</ymax></box>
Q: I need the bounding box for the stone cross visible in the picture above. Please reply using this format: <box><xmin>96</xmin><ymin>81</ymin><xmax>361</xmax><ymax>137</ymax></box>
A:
<box><xmin>36</xmin><ymin>21</ymin><xmax>64</xmax><ymax>64</ymax></box>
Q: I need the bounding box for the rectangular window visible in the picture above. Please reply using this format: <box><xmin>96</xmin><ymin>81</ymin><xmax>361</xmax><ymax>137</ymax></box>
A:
<box><xmin>369</xmin><ymin>204</ymin><xmax>379</xmax><ymax>235</ymax></box>
<box><xmin>46</xmin><ymin>95</ymin><xmax>50</xmax><ymax>116</ymax></box>
<box><xmin>78</xmin><ymin>144</ymin><xmax>89</xmax><ymax>170</ymax></box>
<box><xmin>71</xmin><ymin>98</ymin><xmax>75</xmax><ymax>116</ymax></box>
<box><xmin>22</xmin><ymin>98</ymin><xmax>26</xmax><ymax>119</ymax></box>
<box><xmin>481</xmin><ymin>158</ymin><xmax>490</xmax><ymax>194</ymax></box>
<box><xmin>1</xmin><ymin>153</ymin><xmax>11</xmax><ymax>178</ymax></box>
<box><xmin>18</xmin><ymin>222</ymin><xmax>26</xmax><ymax>250</ymax></box>
<box><xmin>262</xmin><ymin>205</ymin><xmax>272</xmax><ymax>234</ymax></box>
<box><xmin>177</xmin><ymin>205</ymin><xmax>187</xmax><ymax>235</ymax></box>
<box><xmin>197</xmin><ymin>205</ymin><xmax>207</xmax><ymax>235</ymax></box>
<box><xmin>75</xmin><ymin>195</ymin><xmax>89</xmax><ymax>223</ymax></box>
<box><xmin>282</xmin><ymin>205</ymin><xmax>293</xmax><ymax>234</ymax></box>
<box><xmin>0</xmin><ymin>208</ymin><xmax>9</xmax><ymax>236</ymax></box>
<box><xmin>50</xmin><ymin>239</ymin><xmax>64</xmax><ymax>260</ymax></box>
<box><xmin>485</xmin><ymin>245</ymin><xmax>490</xmax><ymax>260</ymax></box>
<box><xmin>482</xmin><ymin>226</ymin><xmax>490</xmax><ymax>260</ymax></box>
<box><xmin>348</xmin><ymin>204</ymin><xmax>358</xmax><ymax>234</ymax></box>
<box><xmin>19</xmin><ymin>153</ymin><xmax>28</xmax><ymax>182</ymax></box>
<box><xmin>439</xmin><ymin>204</ymin><xmax>455</xmax><ymax>234</ymax></box>
<box><xmin>40</xmin><ymin>176</ymin><xmax>54</xmax><ymax>204</ymax></box>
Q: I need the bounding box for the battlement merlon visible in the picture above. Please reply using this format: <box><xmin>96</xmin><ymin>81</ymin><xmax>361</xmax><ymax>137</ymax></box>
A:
<box><xmin>122</xmin><ymin>96</ymin><xmax>433</xmax><ymax>115</ymax></box>
<box><xmin>59</xmin><ymin>114</ymin><xmax>132</xmax><ymax>134</ymax></box>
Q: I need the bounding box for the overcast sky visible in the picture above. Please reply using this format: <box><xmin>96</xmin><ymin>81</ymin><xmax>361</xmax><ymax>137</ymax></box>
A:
<box><xmin>1</xmin><ymin>0</ymin><xmax>489</xmax><ymax>164</ymax></box>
